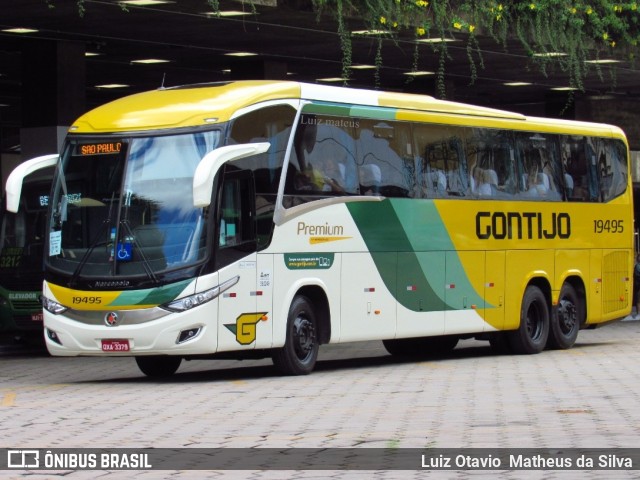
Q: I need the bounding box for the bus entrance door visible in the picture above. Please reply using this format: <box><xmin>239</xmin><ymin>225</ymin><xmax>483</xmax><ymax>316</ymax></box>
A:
<box><xmin>217</xmin><ymin>254</ymin><xmax>259</xmax><ymax>352</ymax></box>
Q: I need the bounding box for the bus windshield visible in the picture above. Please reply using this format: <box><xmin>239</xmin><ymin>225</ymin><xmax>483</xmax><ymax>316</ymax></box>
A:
<box><xmin>1</xmin><ymin>180</ymin><xmax>49</xmax><ymax>275</ymax></box>
<box><xmin>46</xmin><ymin>131</ymin><xmax>221</xmax><ymax>284</ymax></box>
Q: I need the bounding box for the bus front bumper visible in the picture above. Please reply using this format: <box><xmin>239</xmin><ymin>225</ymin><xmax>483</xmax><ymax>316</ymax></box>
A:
<box><xmin>43</xmin><ymin>305</ymin><xmax>218</xmax><ymax>356</ymax></box>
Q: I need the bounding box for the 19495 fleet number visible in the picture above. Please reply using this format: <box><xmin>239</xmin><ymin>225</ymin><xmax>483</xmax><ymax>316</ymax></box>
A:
<box><xmin>72</xmin><ymin>296</ymin><xmax>102</xmax><ymax>305</ymax></box>
<box><xmin>593</xmin><ymin>219</ymin><xmax>624</xmax><ymax>234</ymax></box>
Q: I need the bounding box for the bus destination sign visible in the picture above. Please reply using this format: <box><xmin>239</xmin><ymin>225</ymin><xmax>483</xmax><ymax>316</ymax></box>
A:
<box><xmin>78</xmin><ymin>142</ymin><xmax>122</xmax><ymax>155</ymax></box>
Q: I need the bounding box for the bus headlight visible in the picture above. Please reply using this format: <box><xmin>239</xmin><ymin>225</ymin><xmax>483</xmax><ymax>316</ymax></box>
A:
<box><xmin>161</xmin><ymin>276</ymin><xmax>239</xmax><ymax>313</ymax></box>
<box><xmin>162</xmin><ymin>286</ymin><xmax>221</xmax><ymax>312</ymax></box>
<box><xmin>42</xmin><ymin>295</ymin><xmax>68</xmax><ymax>315</ymax></box>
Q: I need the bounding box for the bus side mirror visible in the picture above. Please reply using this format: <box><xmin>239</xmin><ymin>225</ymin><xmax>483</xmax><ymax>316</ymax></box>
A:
<box><xmin>5</xmin><ymin>154</ymin><xmax>58</xmax><ymax>213</ymax></box>
<box><xmin>193</xmin><ymin>142</ymin><xmax>270</xmax><ymax>208</ymax></box>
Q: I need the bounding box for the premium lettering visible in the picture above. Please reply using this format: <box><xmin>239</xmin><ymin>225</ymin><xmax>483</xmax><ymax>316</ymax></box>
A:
<box><xmin>476</xmin><ymin>211</ymin><xmax>571</xmax><ymax>240</ymax></box>
<box><xmin>297</xmin><ymin>221</ymin><xmax>344</xmax><ymax>236</ymax></box>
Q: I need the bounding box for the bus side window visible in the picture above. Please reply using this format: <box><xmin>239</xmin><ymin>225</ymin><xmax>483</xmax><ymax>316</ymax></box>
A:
<box><xmin>467</xmin><ymin>128</ymin><xmax>516</xmax><ymax>198</ymax></box>
<box><xmin>228</xmin><ymin>104</ymin><xmax>296</xmax><ymax>248</ymax></box>
<box><xmin>597</xmin><ymin>139</ymin><xmax>628</xmax><ymax>202</ymax></box>
<box><xmin>516</xmin><ymin>133</ymin><xmax>562</xmax><ymax>201</ymax></box>
<box><xmin>215</xmin><ymin>169</ymin><xmax>257</xmax><ymax>271</ymax></box>
<box><xmin>413</xmin><ymin>125</ymin><xmax>470</xmax><ymax>199</ymax></box>
<box><xmin>355</xmin><ymin>119</ymin><xmax>412</xmax><ymax>198</ymax></box>
<box><xmin>561</xmin><ymin>136</ymin><xmax>600</xmax><ymax>202</ymax></box>
<box><xmin>284</xmin><ymin>113</ymin><xmax>358</xmax><ymax>200</ymax></box>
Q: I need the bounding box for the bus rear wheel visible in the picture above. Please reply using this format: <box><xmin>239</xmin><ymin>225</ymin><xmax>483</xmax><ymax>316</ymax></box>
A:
<box><xmin>508</xmin><ymin>285</ymin><xmax>549</xmax><ymax>354</ymax></box>
<box><xmin>135</xmin><ymin>356</ymin><xmax>182</xmax><ymax>377</ymax></box>
<box><xmin>547</xmin><ymin>283</ymin><xmax>581</xmax><ymax>349</ymax></box>
<box><xmin>272</xmin><ymin>295</ymin><xmax>319</xmax><ymax>375</ymax></box>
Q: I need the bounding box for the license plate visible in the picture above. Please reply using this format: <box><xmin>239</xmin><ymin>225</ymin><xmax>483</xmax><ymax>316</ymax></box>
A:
<box><xmin>101</xmin><ymin>339</ymin><xmax>130</xmax><ymax>352</ymax></box>
<box><xmin>31</xmin><ymin>312</ymin><xmax>43</xmax><ymax>322</ymax></box>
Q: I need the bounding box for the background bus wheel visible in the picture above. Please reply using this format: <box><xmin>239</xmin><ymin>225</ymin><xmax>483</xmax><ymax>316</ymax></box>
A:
<box><xmin>272</xmin><ymin>295</ymin><xmax>319</xmax><ymax>375</ymax></box>
<box><xmin>547</xmin><ymin>283</ymin><xmax>580</xmax><ymax>349</ymax></box>
<box><xmin>135</xmin><ymin>356</ymin><xmax>181</xmax><ymax>377</ymax></box>
<box><xmin>508</xmin><ymin>285</ymin><xmax>549</xmax><ymax>354</ymax></box>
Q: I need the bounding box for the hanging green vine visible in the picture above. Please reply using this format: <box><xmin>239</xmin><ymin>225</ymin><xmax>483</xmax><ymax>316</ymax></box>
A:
<box><xmin>312</xmin><ymin>0</ymin><xmax>640</xmax><ymax>98</ymax></box>
<box><xmin>47</xmin><ymin>0</ymin><xmax>640</xmax><ymax>100</ymax></box>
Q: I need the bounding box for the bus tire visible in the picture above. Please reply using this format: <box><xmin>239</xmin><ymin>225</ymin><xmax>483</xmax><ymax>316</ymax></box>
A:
<box><xmin>382</xmin><ymin>339</ymin><xmax>406</xmax><ymax>356</ymax></box>
<box><xmin>135</xmin><ymin>356</ymin><xmax>181</xmax><ymax>377</ymax></box>
<box><xmin>489</xmin><ymin>332</ymin><xmax>512</xmax><ymax>354</ymax></box>
<box><xmin>547</xmin><ymin>283</ymin><xmax>580</xmax><ymax>349</ymax></box>
<box><xmin>272</xmin><ymin>295</ymin><xmax>318</xmax><ymax>375</ymax></box>
<box><xmin>508</xmin><ymin>285</ymin><xmax>549</xmax><ymax>354</ymax></box>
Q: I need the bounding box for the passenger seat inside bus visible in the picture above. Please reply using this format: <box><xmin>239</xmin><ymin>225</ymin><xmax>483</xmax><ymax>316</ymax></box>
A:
<box><xmin>359</xmin><ymin>164</ymin><xmax>381</xmax><ymax>195</ymax></box>
<box><xmin>475</xmin><ymin>169</ymin><xmax>497</xmax><ymax>196</ymax></box>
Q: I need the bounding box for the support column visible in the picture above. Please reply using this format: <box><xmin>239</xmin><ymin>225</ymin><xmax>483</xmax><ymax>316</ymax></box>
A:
<box><xmin>20</xmin><ymin>39</ymin><xmax>86</xmax><ymax>160</ymax></box>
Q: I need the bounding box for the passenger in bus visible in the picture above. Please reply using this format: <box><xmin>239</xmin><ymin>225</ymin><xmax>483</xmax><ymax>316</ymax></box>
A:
<box><xmin>430</xmin><ymin>169</ymin><xmax>447</xmax><ymax>195</ymax></box>
<box><xmin>469</xmin><ymin>166</ymin><xmax>482</xmax><ymax>194</ymax></box>
<box><xmin>564</xmin><ymin>172</ymin><xmax>574</xmax><ymax>198</ymax></box>
<box><xmin>523</xmin><ymin>164</ymin><xmax>546</xmax><ymax>197</ymax></box>
<box><xmin>532</xmin><ymin>172</ymin><xmax>550</xmax><ymax>196</ymax></box>
<box><xmin>320</xmin><ymin>162</ymin><xmax>346</xmax><ymax>193</ymax></box>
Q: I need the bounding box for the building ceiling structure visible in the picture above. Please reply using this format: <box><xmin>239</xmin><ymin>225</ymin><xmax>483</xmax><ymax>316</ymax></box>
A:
<box><xmin>1</xmin><ymin>0</ymin><xmax>640</xmax><ymax>152</ymax></box>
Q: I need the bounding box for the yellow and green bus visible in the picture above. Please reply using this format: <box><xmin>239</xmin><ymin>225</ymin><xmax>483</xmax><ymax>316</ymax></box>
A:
<box><xmin>6</xmin><ymin>81</ymin><xmax>633</xmax><ymax>376</ymax></box>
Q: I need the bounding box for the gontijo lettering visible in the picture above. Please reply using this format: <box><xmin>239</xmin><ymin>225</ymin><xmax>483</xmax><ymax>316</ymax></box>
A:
<box><xmin>476</xmin><ymin>211</ymin><xmax>571</xmax><ymax>240</ymax></box>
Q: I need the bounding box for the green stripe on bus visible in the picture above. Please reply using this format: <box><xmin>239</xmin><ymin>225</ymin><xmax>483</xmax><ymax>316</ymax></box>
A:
<box><xmin>109</xmin><ymin>279</ymin><xmax>192</xmax><ymax>307</ymax></box>
<box><xmin>347</xmin><ymin>199</ymin><xmax>488</xmax><ymax>312</ymax></box>
<box><xmin>303</xmin><ymin>102</ymin><xmax>398</xmax><ymax>121</ymax></box>
<box><xmin>302</xmin><ymin>103</ymin><xmax>352</xmax><ymax>116</ymax></box>
<box><xmin>350</xmin><ymin>106</ymin><xmax>397</xmax><ymax>120</ymax></box>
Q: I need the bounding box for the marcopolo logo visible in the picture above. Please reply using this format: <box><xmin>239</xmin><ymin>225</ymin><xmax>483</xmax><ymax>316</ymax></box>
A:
<box><xmin>105</xmin><ymin>312</ymin><xmax>120</xmax><ymax>327</ymax></box>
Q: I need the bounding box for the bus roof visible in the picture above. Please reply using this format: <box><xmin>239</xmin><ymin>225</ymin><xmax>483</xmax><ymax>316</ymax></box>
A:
<box><xmin>69</xmin><ymin>80</ymin><xmax>624</xmax><ymax>139</ymax></box>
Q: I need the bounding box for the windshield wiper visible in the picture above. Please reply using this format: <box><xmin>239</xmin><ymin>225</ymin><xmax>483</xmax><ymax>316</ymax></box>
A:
<box><xmin>67</xmin><ymin>222</ymin><xmax>110</xmax><ymax>288</ymax></box>
<box><xmin>68</xmin><ymin>191</ymin><xmax>118</xmax><ymax>288</ymax></box>
<box><xmin>119</xmin><ymin>219</ymin><xmax>159</xmax><ymax>285</ymax></box>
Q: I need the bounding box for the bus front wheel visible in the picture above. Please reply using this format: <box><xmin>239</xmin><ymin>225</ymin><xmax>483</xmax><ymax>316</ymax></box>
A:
<box><xmin>508</xmin><ymin>285</ymin><xmax>549</xmax><ymax>354</ymax></box>
<box><xmin>547</xmin><ymin>283</ymin><xmax>581</xmax><ymax>349</ymax></box>
<box><xmin>272</xmin><ymin>295</ymin><xmax>319</xmax><ymax>375</ymax></box>
<box><xmin>135</xmin><ymin>356</ymin><xmax>182</xmax><ymax>377</ymax></box>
